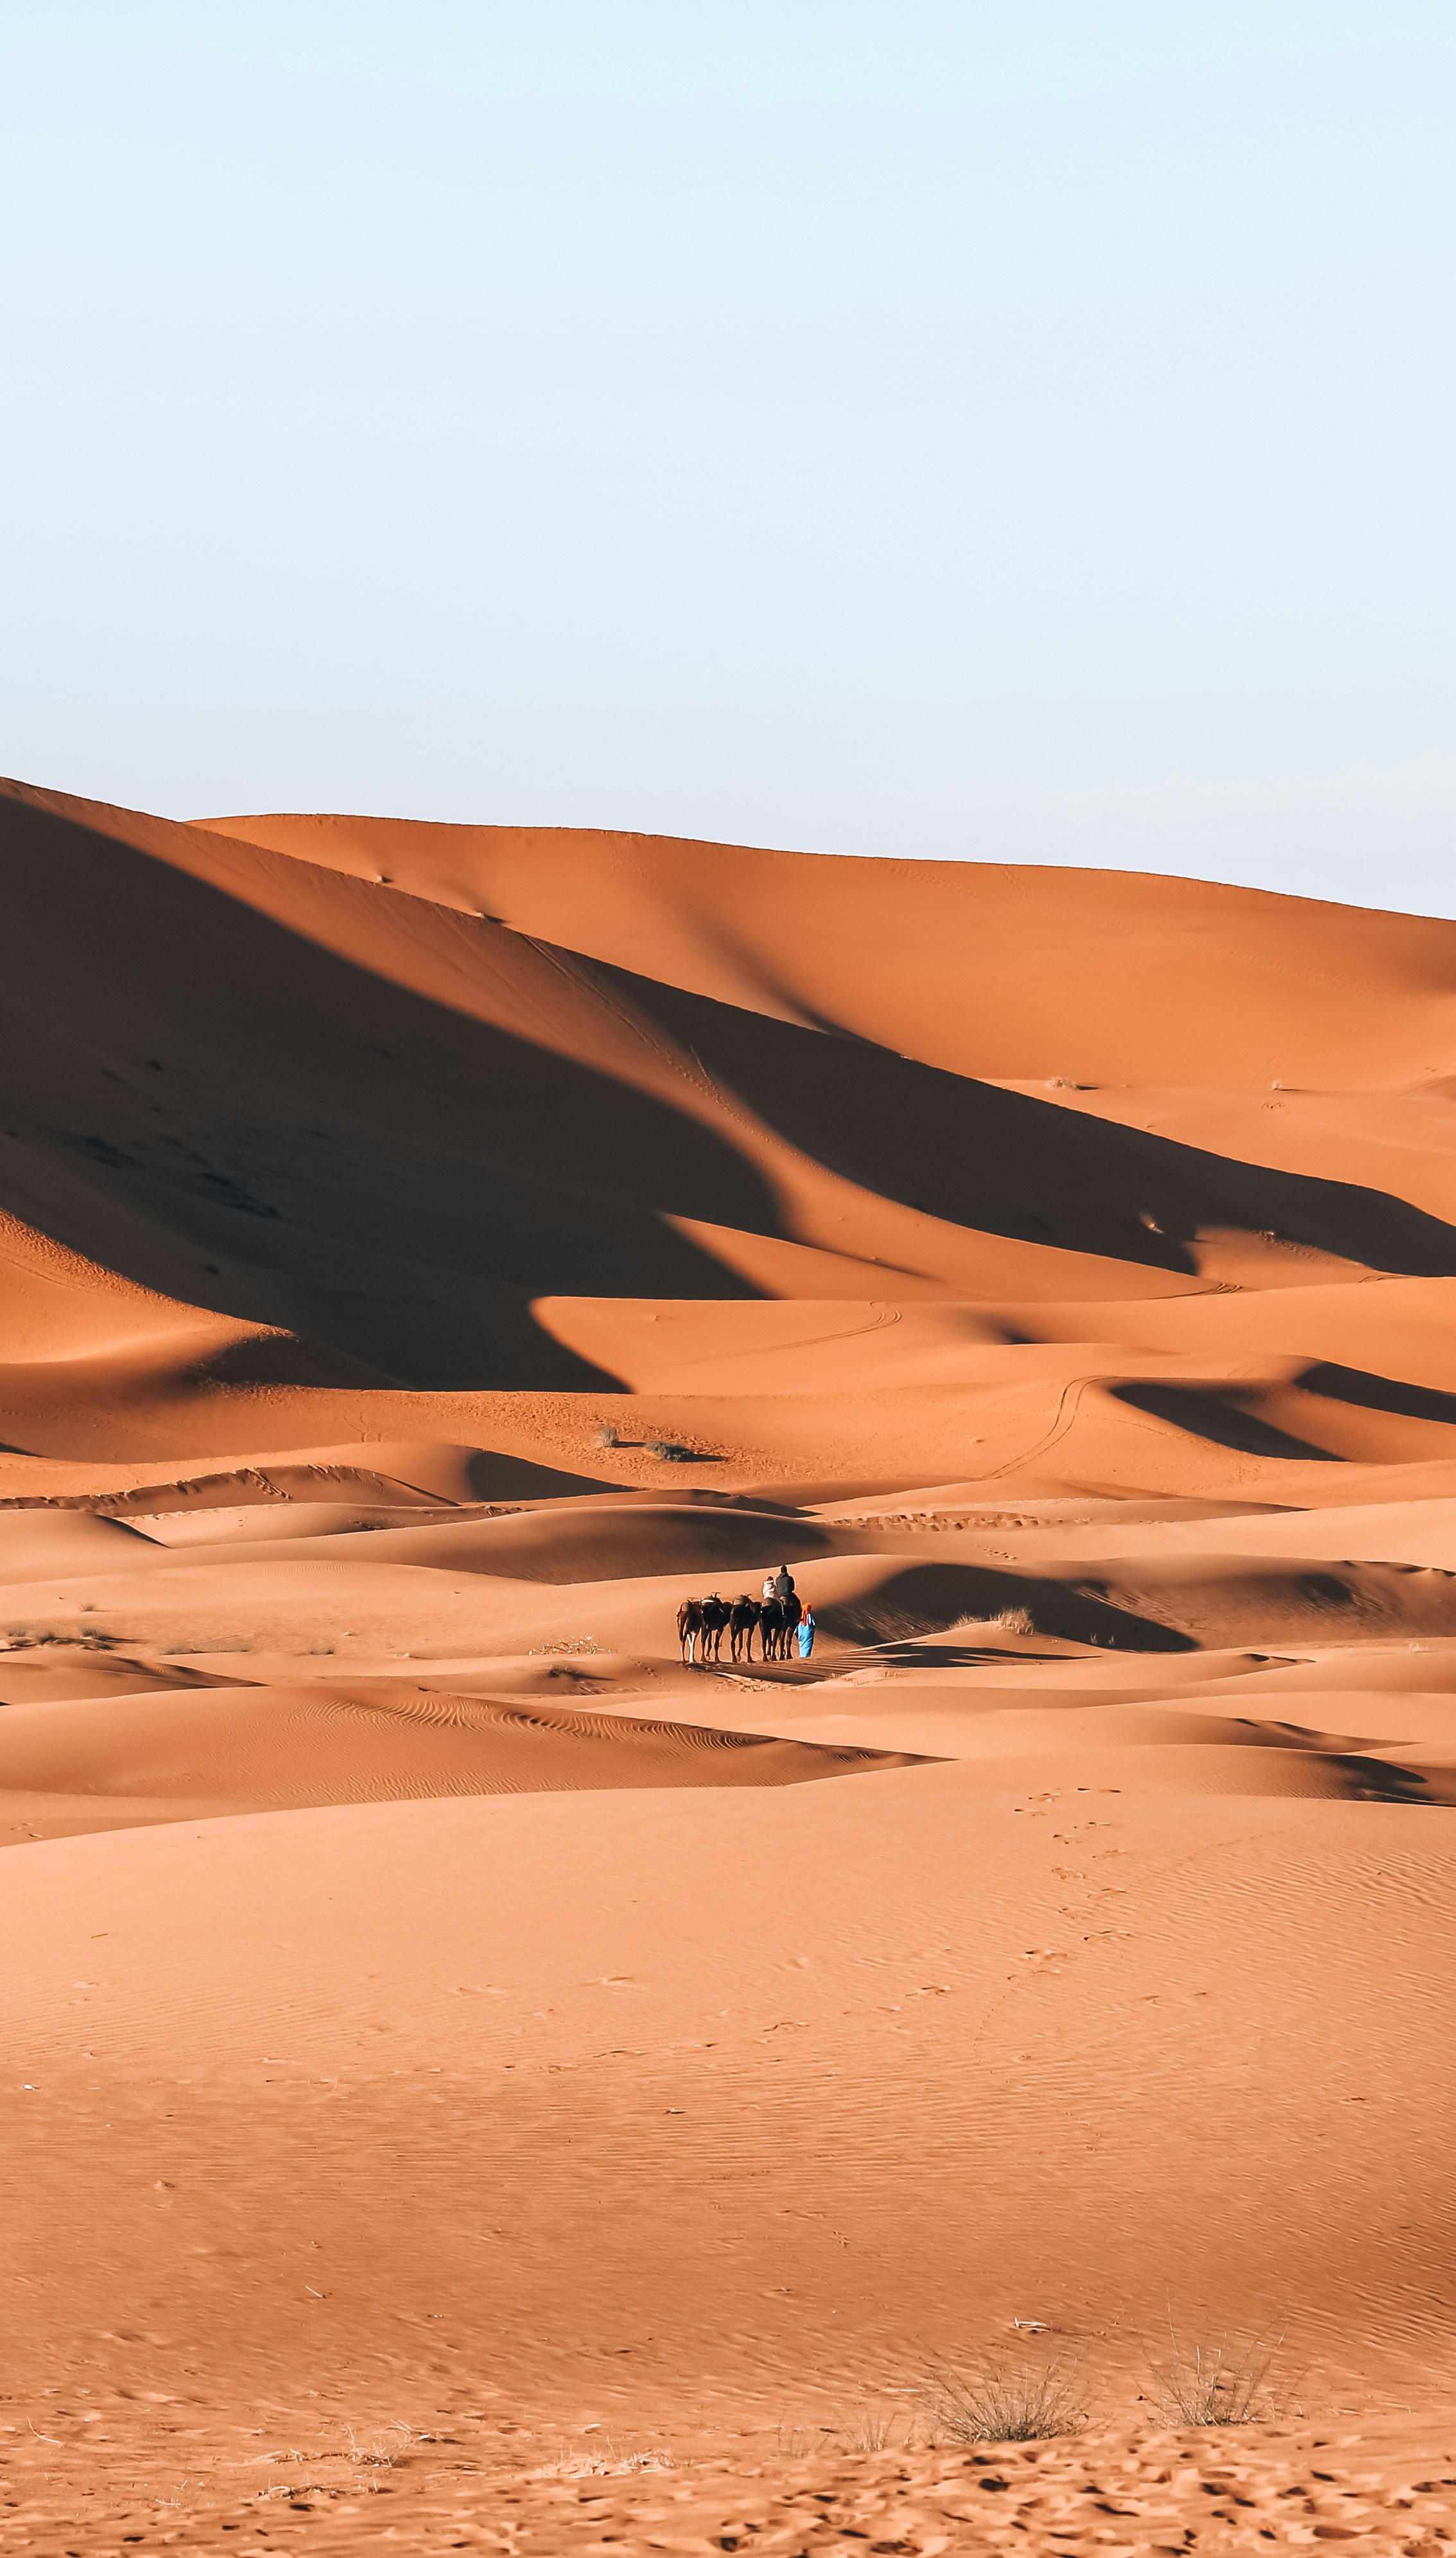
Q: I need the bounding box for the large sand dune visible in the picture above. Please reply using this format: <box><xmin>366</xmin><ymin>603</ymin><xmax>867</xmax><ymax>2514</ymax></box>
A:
<box><xmin>3</xmin><ymin>775</ymin><xmax>1456</xmax><ymax>2543</ymax></box>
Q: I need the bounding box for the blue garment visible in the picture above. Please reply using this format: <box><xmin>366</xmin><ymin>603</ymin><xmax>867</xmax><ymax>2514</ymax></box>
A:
<box><xmin>796</xmin><ymin>1619</ymin><xmax>815</xmax><ymax>1658</ymax></box>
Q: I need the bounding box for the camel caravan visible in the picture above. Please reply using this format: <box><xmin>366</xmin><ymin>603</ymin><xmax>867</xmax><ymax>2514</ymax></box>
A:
<box><xmin>677</xmin><ymin>1565</ymin><xmax>817</xmax><ymax>1667</ymax></box>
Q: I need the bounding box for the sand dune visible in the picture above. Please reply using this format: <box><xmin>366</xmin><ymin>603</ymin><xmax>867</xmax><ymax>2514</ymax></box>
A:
<box><xmin>0</xmin><ymin>1678</ymin><xmax>922</xmax><ymax>1843</ymax></box>
<box><xmin>200</xmin><ymin>804</ymin><xmax>1456</xmax><ymax>1088</ymax></box>
<box><xmin>3</xmin><ymin>775</ymin><xmax>1456</xmax><ymax>2532</ymax></box>
<box><xmin>7</xmin><ymin>777</ymin><xmax>1456</xmax><ymax>1417</ymax></box>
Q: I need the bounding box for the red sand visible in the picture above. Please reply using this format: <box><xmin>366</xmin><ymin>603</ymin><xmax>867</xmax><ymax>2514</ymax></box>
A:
<box><xmin>3</xmin><ymin>774</ymin><xmax>1456</xmax><ymax>2546</ymax></box>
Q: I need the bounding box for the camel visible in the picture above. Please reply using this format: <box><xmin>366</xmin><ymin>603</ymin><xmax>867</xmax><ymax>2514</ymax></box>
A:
<box><xmin>677</xmin><ymin>1596</ymin><xmax>704</xmax><ymax>1664</ymax></box>
<box><xmin>729</xmin><ymin>1594</ymin><xmax>759</xmax><ymax>1662</ymax></box>
<box><xmin>701</xmin><ymin>1592</ymin><xmax>731</xmax><ymax>1662</ymax></box>
<box><xmin>756</xmin><ymin>1592</ymin><xmax>803</xmax><ymax>1663</ymax></box>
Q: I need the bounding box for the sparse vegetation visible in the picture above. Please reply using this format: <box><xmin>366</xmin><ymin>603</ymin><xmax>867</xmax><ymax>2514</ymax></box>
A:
<box><xmin>919</xmin><ymin>2358</ymin><xmax>1084</xmax><ymax>2444</ymax></box>
<box><xmin>955</xmin><ymin>1606</ymin><xmax>1037</xmax><ymax>1639</ymax></box>
<box><xmin>650</xmin><ymin>1439</ymin><xmax>698</xmax><ymax>1463</ymax></box>
<box><xmin>595</xmin><ymin>1422</ymin><xmax>621</xmax><ymax>1449</ymax></box>
<box><xmin>774</xmin><ymin>2423</ymin><xmax>819</xmax><ymax>2460</ymax></box>
<box><xmin>1145</xmin><ymin>2324</ymin><xmax>1279</xmax><ymax>2427</ymax></box>
<box><xmin>541</xmin><ymin>2443</ymin><xmax>674</xmax><ymax>2478</ymax></box>
<box><xmin>774</xmin><ymin>2410</ymin><xmax>901</xmax><ymax>2455</ymax></box>
<box><xmin>0</xmin><ymin>1624</ymin><xmax>119</xmax><ymax>1653</ymax></box>
<box><xmin>342</xmin><ymin>2421</ymin><xmax>413</xmax><ymax>2467</ymax></box>
<box><xmin>841</xmin><ymin>2410</ymin><xmax>897</xmax><ymax>2451</ymax></box>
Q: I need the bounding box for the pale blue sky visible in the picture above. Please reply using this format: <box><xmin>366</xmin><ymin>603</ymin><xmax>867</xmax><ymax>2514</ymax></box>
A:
<box><xmin>2</xmin><ymin>2</ymin><xmax>1452</xmax><ymax>909</ymax></box>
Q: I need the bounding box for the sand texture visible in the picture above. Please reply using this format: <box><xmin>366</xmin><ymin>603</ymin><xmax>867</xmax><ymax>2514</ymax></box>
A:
<box><xmin>3</xmin><ymin>776</ymin><xmax>1456</xmax><ymax>2545</ymax></box>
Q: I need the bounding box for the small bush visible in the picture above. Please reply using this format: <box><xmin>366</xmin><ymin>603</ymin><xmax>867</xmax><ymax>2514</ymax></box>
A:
<box><xmin>919</xmin><ymin>2358</ymin><xmax>1084</xmax><ymax>2444</ymax></box>
<box><xmin>1145</xmin><ymin>2325</ymin><xmax>1278</xmax><ymax>2427</ymax></box>
<box><xmin>342</xmin><ymin>2422</ymin><xmax>413</xmax><ymax>2467</ymax></box>
<box><xmin>595</xmin><ymin>1423</ymin><xmax>621</xmax><ymax>1449</ymax></box>
<box><xmin>774</xmin><ymin>2424</ymin><xmax>818</xmax><ymax>2460</ymax></box>
<box><xmin>650</xmin><ymin>1440</ymin><xmax>696</xmax><ymax>1463</ymax></box>
<box><xmin>0</xmin><ymin>1625</ymin><xmax>119</xmax><ymax>1653</ymax></box>
<box><xmin>541</xmin><ymin>2443</ymin><xmax>673</xmax><ymax>2479</ymax></box>
<box><xmin>842</xmin><ymin>2411</ymin><xmax>896</xmax><ymax>2451</ymax></box>
<box><xmin>955</xmin><ymin>1606</ymin><xmax>1036</xmax><ymax>1639</ymax></box>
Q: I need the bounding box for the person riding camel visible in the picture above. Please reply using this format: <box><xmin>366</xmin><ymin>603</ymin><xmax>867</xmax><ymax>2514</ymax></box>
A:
<box><xmin>773</xmin><ymin>1563</ymin><xmax>795</xmax><ymax>1601</ymax></box>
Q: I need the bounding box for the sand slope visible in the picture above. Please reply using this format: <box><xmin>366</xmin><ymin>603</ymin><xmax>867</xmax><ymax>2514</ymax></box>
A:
<box><xmin>3</xmin><ymin>778</ymin><xmax>1456</xmax><ymax>2532</ymax></box>
<box><xmin>0</xmin><ymin>1676</ymin><xmax>923</xmax><ymax>1842</ymax></box>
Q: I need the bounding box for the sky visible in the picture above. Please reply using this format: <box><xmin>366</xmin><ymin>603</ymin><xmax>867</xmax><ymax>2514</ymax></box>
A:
<box><xmin>1</xmin><ymin>1</ymin><xmax>1452</xmax><ymax>910</ymax></box>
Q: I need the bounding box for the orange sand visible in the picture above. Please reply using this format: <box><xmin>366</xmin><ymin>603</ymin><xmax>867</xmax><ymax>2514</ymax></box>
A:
<box><xmin>2</xmin><ymin>774</ymin><xmax>1456</xmax><ymax>2545</ymax></box>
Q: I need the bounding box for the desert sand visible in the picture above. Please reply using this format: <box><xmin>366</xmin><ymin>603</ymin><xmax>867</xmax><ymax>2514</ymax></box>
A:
<box><xmin>3</xmin><ymin>774</ymin><xmax>1456</xmax><ymax>2548</ymax></box>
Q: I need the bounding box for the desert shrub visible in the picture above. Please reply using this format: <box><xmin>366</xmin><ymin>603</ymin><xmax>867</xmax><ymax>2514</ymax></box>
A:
<box><xmin>342</xmin><ymin>2422</ymin><xmax>413</xmax><ymax>2466</ymax></box>
<box><xmin>842</xmin><ymin>2410</ymin><xmax>896</xmax><ymax>2451</ymax></box>
<box><xmin>1145</xmin><ymin>2326</ymin><xmax>1277</xmax><ymax>2426</ymax></box>
<box><xmin>919</xmin><ymin>2358</ymin><xmax>1084</xmax><ymax>2444</ymax></box>
<box><xmin>1</xmin><ymin>1624</ymin><xmax>117</xmax><ymax>1652</ymax></box>
<box><xmin>955</xmin><ymin>1606</ymin><xmax>1037</xmax><ymax>1638</ymax></box>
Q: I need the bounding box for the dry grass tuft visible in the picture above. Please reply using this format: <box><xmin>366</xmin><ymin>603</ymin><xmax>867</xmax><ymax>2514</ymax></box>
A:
<box><xmin>540</xmin><ymin>2442</ymin><xmax>674</xmax><ymax>2479</ymax></box>
<box><xmin>919</xmin><ymin>2358</ymin><xmax>1084</xmax><ymax>2444</ymax></box>
<box><xmin>955</xmin><ymin>1606</ymin><xmax>1037</xmax><ymax>1639</ymax></box>
<box><xmin>774</xmin><ymin>2424</ymin><xmax>820</xmax><ymax>2460</ymax></box>
<box><xmin>1145</xmin><ymin>2324</ymin><xmax>1279</xmax><ymax>2427</ymax></box>
<box><xmin>842</xmin><ymin>2410</ymin><xmax>897</xmax><ymax>2451</ymax></box>
<box><xmin>777</xmin><ymin>2410</ymin><xmax>903</xmax><ymax>2455</ymax></box>
<box><xmin>342</xmin><ymin>2421</ymin><xmax>414</xmax><ymax>2467</ymax></box>
<box><xmin>1</xmin><ymin>1624</ymin><xmax>119</xmax><ymax>1652</ymax></box>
